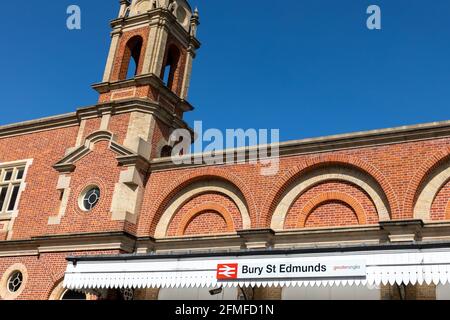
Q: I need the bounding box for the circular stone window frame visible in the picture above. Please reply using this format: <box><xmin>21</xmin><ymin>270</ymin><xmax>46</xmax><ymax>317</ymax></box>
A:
<box><xmin>78</xmin><ymin>185</ymin><xmax>101</xmax><ymax>212</ymax></box>
<box><xmin>0</xmin><ymin>264</ymin><xmax>28</xmax><ymax>300</ymax></box>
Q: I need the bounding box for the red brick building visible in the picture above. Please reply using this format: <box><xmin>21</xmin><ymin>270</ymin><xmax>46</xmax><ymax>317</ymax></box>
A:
<box><xmin>1</xmin><ymin>0</ymin><xmax>450</xmax><ymax>300</ymax></box>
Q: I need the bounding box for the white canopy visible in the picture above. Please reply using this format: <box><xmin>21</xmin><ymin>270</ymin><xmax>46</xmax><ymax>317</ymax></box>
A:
<box><xmin>63</xmin><ymin>247</ymin><xmax>450</xmax><ymax>290</ymax></box>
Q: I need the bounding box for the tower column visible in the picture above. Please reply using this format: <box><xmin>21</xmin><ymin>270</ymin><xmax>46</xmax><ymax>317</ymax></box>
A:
<box><xmin>102</xmin><ymin>31</ymin><xmax>121</xmax><ymax>82</ymax></box>
<box><xmin>180</xmin><ymin>8</ymin><xmax>200</xmax><ymax>99</ymax></box>
<box><xmin>180</xmin><ymin>47</ymin><xmax>194</xmax><ymax>99</ymax></box>
<box><xmin>118</xmin><ymin>0</ymin><xmax>130</xmax><ymax>18</ymax></box>
<box><xmin>147</xmin><ymin>25</ymin><xmax>169</xmax><ymax>76</ymax></box>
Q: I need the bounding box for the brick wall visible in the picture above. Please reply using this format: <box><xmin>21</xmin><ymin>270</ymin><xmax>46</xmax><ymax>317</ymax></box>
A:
<box><xmin>0</xmin><ymin>126</ymin><xmax>79</xmax><ymax>240</ymax></box>
<box><xmin>0</xmin><ymin>250</ymin><xmax>121</xmax><ymax>300</ymax></box>
<box><xmin>81</xmin><ymin>118</ymin><xmax>102</xmax><ymax>141</ymax></box>
<box><xmin>45</xmin><ymin>141</ymin><xmax>128</xmax><ymax>236</ymax></box>
<box><xmin>108</xmin><ymin>113</ymin><xmax>131</xmax><ymax>145</ymax></box>
<box><xmin>151</xmin><ymin>118</ymin><xmax>172</xmax><ymax>158</ymax></box>
<box><xmin>0</xmin><ymin>105</ymin><xmax>450</xmax><ymax>300</ymax></box>
<box><xmin>138</xmin><ymin>138</ymin><xmax>450</xmax><ymax>237</ymax></box>
<box><xmin>2</xmin><ymin>117</ymin><xmax>450</xmax><ymax>240</ymax></box>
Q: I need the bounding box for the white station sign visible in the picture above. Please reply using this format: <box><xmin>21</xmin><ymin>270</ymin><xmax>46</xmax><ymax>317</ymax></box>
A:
<box><xmin>216</xmin><ymin>259</ymin><xmax>366</xmax><ymax>281</ymax></box>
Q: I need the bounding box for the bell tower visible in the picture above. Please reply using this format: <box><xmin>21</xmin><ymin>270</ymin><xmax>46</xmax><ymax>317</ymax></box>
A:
<box><xmin>49</xmin><ymin>0</ymin><xmax>201</xmax><ymax>227</ymax></box>
<box><xmin>94</xmin><ymin>0</ymin><xmax>200</xmax><ymax>118</ymax></box>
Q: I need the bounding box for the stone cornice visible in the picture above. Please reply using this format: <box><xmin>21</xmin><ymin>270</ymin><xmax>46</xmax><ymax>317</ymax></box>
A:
<box><xmin>78</xmin><ymin>98</ymin><xmax>191</xmax><ymax>131</ymax></box>
<box><xmin>0</xmin><ymin>98</ymin><xmax>192</xmax><ymax>139</ymax></box>
<box><xmin>0</xmin><ymin>111</ymin><xmax>449</xmax><ymax>162</ymax></box>
<box><xmin>69</xmin><ymin>241</ymin><xmax>450</xmax><ymax>263</ymax></box>
<box><xmin>110</xmin><ymin>8</ymin><xmax>201</xmax><ymax>50</ymax></box>
<box><xmin>150</xmin><ymin>120</ymin><xmax>450</xmax><ymax>172</ymax></box>
<box><xmin>0</xmin><ymin>113</ymin><xmax>79</xmax><ymax>138</ymax></box>
<box><xmin>91</xmin><ymin>74</ymin><xmax>194</xmax><ymax>112</ymax></box>
<box><xmin>0</xmin><ymin>232</ymin><xmax>136</xmax><ymax>257</ymax></box>
<box><xmin>2</xmin><ymin>221</ymin><xmax>450</xmax><ymax>257</ymax></box>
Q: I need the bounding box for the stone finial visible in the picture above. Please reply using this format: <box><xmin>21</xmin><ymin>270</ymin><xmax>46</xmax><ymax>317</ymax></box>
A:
<box><xmin>168</xmin><ymin>0</ymin><xmax>177</xmax><ymax>12</ymax></box>
<box><xmin>190</xmin><ymin>7</ymin><xmax>200</xmax><ymax>37</ymax></box>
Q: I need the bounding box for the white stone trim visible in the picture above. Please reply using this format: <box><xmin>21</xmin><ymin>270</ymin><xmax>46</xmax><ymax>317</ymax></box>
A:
<box><xmin>0</xmin><ymin>263</ymin><xmax>28</xmax><ymax>300</ymax></box>
<box><xmin>123</xmin><ymin>112</ymin><xmax>155</xmax><ymax>148</ymax></box>
<box><xmin>271</xmin><ymin>166</ymin><xmax>391</xmax><ymax>230</ymax></box>
<box><xmin>142</xmin><ymin>26</ymin><xmax>159</xmax><ymax>74</ymax></box>
<box><xmin>102</xmin><ymin>33</ymin><xmax>121</xmax><ymax>82</ymax></box>
<box><xmin>149</xmin><ymin>26</ymin><xmax>169</xmax><ymax>76</ymax></box>
<box><xmin>74</xmin><ymin>120</ymin><xmax>86</xmax><ymax>148</ymax></box>
<box><xmin>111</xmin><ymin>167</ymin><xmax>145</xmax><ymax>224</ymax></box>
<box><xmin>48</xmin><ymin>175</ymin><xmax>72</xmax><ymax>225</ymax></box>
<box><xmin>0</xmin><ymin>159</ymin><xmax>33</xmax><ymax>240</ymax></box>
<box><xmin>180</xmin><ymin>50</ymin><xmax>193</xmax><ymax>99</ymax></box>
<box><xmin>155</xmin><ymin>180</ymin><xmax>251</xmax><ymax>238</ymax></box>
<box><xmin>100</xmin><ymin>114</ymin><xmax>111</xmax><ymax>131</ymax></box>
<box><xmin>414</xmin><ymin>159</ymin><xmax>450</xmax><ymax>221</ymax></box>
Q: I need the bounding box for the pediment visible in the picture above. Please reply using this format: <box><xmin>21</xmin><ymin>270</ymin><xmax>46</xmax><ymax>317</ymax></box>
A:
<box><xmin>53</xmin><ymin>130</ymin><xmax>136</xmax><ymax>173</ymax></box>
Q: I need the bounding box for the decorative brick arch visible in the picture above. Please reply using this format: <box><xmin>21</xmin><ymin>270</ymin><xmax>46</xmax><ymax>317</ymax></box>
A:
<box><xmin>176</xmin><ymin>203</ymin><xmax>235</xmax><ymax>236</ymax></box>
<box><xmin>263</xmin><ymin>154</ymin><xmax>397</xmax><ymax>227</ymax></box>
<box><xmin>403</xmin><ymin>147</ymin><xmax>450</xmax><ymax>220</ymax></box>
<box><xmin>297</xmin><ymin>192</ymin><xmax>367</xmax><ymax>228</ymax></box>
<box><xmin>151</xmin><ymin>168</ymin><xmax>257</xmax><ymax>237</ymax></box>
<box><xmin>111</xmin><ymin>28</ymin><xmax>149</xmax><ymax>81</ymax></box>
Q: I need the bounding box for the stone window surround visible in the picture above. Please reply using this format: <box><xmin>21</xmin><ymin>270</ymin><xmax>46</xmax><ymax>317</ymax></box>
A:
<box><xmin>0</xmin><ymin>263</ymin><xmax>28</xmax><ymax>300</ymax></box>
<box><xmin>0</xmin><ymin>159</ymin><xmax>33</xmax><ymax>240</ymax></box>
<box><xmin>78</xmin><ymin>185</ymin><xmax>101</xmax><ymax>212</ymax></box>
<box><xmin>0</xmin><ymin>159</ymin><xmax>32</xmax><ymax>217</ymax></box>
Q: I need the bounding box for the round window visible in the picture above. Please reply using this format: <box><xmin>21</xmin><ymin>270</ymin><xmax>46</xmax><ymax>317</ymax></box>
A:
<box><xmin>79</xmin><ymin>186</ymin><xmax>100</xmax><ymax>211</ymax></box>
<box><xmin>7</xmin><ymin>271</ymin><xmax>23</xmax><ymax>293</ymax></box>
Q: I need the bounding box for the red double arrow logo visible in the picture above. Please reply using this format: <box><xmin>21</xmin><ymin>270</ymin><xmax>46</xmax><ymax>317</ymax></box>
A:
<box><xmin>217</xmin><ymin>264</ymin><xmax>238</xmax><ymax>280</ymax></box>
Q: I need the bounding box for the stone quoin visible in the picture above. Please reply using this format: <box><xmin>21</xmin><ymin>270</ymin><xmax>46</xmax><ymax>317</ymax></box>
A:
<box><xmin>0</xmin><ymin>0</ymin><xmax>450</xmax><ymax>301</ymax></box>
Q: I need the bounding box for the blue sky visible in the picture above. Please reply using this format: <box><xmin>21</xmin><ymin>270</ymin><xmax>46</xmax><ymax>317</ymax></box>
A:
<box><xmin>1</xmin><ymin>0</ymin><xmax>449</xmax><ymax>142</ymax></box>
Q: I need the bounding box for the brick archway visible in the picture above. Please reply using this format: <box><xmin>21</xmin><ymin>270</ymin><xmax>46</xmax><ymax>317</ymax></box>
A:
<box><xmin>297</xmin><ymin>192</ymin><xmax>367</xmax><ymax>228</ymax></box>
<box><xmin>176</xmin><ymin>202</ymin><xmax>235</xmax><ymax>236</ymax></box>
<box><xmin>403</xmin><ymin>148</ymin><xmax>450</xmax><ymax>219</ymax></box>
<box><xmin>154</xmin><ymin>179</ymin><xmax>249</xmax><ymax>238</ymax></box>
<box><xmin>150</xmin><ymin>168</ymin><xmax>257</xmax><ymax>236</ymax></box>
<box><xmin>264</xmin><ymin>155</ymin><xmax>395</xmax><ymax>228</ymax></box>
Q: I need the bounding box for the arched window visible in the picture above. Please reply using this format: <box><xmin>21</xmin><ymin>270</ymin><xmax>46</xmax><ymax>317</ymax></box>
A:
<box><xmin>161</xmin><ymin>45</ymin><xmax>181</xmax><ymax>92</ymax></box>
<box><xmin>119</xmin><ymin>36</ymin><xmax>143</xmax><ymax>81</ymax></box>
<box><xmin>126</xmin><ymin>57</ymin><xmax>137</xmax><ymax>80</ymax></box>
